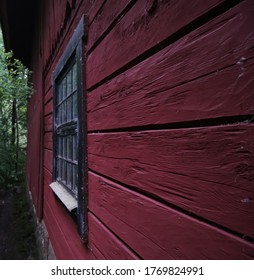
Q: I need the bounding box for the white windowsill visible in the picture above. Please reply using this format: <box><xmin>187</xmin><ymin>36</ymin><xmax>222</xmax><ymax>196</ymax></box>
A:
<box><xmin>50</xmin><ymin>182</ymin><xmax>77</xmax><ymax>212</ymax></box>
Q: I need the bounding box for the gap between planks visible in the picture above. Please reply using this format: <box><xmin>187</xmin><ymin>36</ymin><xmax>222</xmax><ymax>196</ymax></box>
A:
<box><xmin>88</xmin><ymin>169</ymin><xmax>254</xmax><ymax>244</ymax></box>
<box><xmin>87</xmin><ymin>115</ymin><xmax>254</xmax><ymax>134</ymax></box>
<box><xmin>87</xmin><ymin>0</ymin><xmax>243</xmax><ymax>92</ymax></box>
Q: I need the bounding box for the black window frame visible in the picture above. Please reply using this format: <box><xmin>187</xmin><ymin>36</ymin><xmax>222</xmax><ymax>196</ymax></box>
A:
<box><xmin>51</xmin><ymin>15</ymin><xmax>87</xmax><ymax>242</ymax></box>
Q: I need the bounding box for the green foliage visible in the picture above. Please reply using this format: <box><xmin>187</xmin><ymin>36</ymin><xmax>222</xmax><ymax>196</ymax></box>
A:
<box><xmin>0</xmin><ymin>29</ymin><xmax>32</xmax><ymax>187</ymax></box>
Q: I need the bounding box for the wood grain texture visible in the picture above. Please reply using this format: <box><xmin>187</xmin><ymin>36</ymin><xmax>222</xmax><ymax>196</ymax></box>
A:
<box><xmin>44</xmin><ymin>85</ymin><xmax>52</xmax><ymax>104</ymax></box>
<box><xmin>44</xmin><ymin>132</ymin><xmax>52</xmax><ymax>150</ymax></box>
<box><xmin>27</xmin><ymin>0</ymin><xmax>254</xmax><ymax>260</ymax></box>
<box><xmin>44</xmin><ymin>114</ymin><xmax>53</xmax><ymax>132</ymax></box>
<box><xmin>88</xmin><ymin>124</ymin><xmax>254</xmax><ymax>237</ymax></box>
<box><xmin>44</xmin><ymin>99</ymin><xmax>53</xmax><ymax>116</ymax></box>
<box><xmin>88</xmin><ymin>213</ymin><xmax>139</xmax><ymax>260</ymax></box>
<box><xmin>87</xmin><ymin>1</ymin><xmax>254</xmax><ymax>130</ymax></box>
<box><xmin>88</xmin><ymin>172</ymin><xmax>254</xmax><ymax>259</ymax></box>
<box><xmin>44</xmin><ymin>148</ymin><xmax>52</xmax><ymax>172</ymax></box>
<box><xmin>88</xmin><ymin>0</ymin><xmax>105</xmax><ymax>25</ymax></box>
<box><xmin>87</xmin><ymin>0</ymin><xmax>132</xmax><ymax>51</ymax></box>
<box><xmin>88</xmin><ymin>57</ymin><xmax>254</xmax><ymax>131</ymax></box>
<box><xmin>86</xmin><ymin>0</ymin><xmax>226</xmax><ymax>88</ymax></box>
<box><xmin>43</xmin><ymin>167</ymin><xmax>94</xmax><ymax>260</ymax></box>
<box><xmin>44</xmin><ymin>194</ymin><xmax>93</xmax><ymax>259</ymax></box>
<box><xmin>43</xmin><ymin>167</ymin><xmax>136</xmax><ymax>260</ymax></box>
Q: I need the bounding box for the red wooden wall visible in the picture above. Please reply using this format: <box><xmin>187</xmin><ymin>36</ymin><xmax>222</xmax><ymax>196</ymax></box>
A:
<box><xmin>26</xmin><ymin>0</ymin><xmax>254</xmax><ymax>259</ymax></box>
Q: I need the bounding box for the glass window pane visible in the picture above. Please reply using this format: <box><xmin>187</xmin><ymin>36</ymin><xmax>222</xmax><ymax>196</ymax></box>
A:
<box><xmin>67</xmin><ymin>163</ymin><xmax>72</xmax><ymax>190</ymax></box>
<box><xmin>63</xmin><ymin>136</ymin><xmax>66</xmax><ymax>158</ymax></box>
<box><xmin>54</xmin><ymin>59</ymin><xmax>80</xmax><ymax>197</ymax></box>
<box><xmin>66</xmin><ymin>162</ymin><xmax>69</xmax><ymax>188</ymax></box>
<box><xmin>73</xmin><ymin>165</ymin><xmax>77</xmax><ymax>194</ymax></box>
<box><xmin>73</xmin><ymin>91</ymin><xmax>77</xmax><ymax>118</ymax></box>
<box><xmin>66</xmin><ymin>136</ymin><xmax>70</xmax><ymax>160</ymax></box>
<box><xmin>57</xmin><ymin>83</ymin><xmax>61</xmax><ymax>104</ymax></box>
<box><xmin>73</xmin><ymin>134</ymin><xmax>77</xmax><ymax>161</ymax></box>
<box><xmin>67</xmin><ymin>97</ymin><xmax>71</xmax><ymax>122</ymax></box>
<box><xmin>62</xmin><ymin>101</ymin><xmax>66</xmax><ymax>123</ymax></box>
<box><xmin>61</xmin><ymin>159</ymin><xmax>64</xmax><ymax>180</ymax></box>
<box><xmin>69</xmin><ymin>135</ymin><xmax>73</xmax><ymax>160</ymax></box>
<box><xmin>70</xmin><ymin>95</ymin><xmax>73</xmax><ymax>120</ymax></box>
<box><xmin>63</xmin><ymin>160</ymin><xmax>66</xmax><ymax>183</ymax></box>
<box><xmin>60</xmin><ymin>105</ymin><xmax>63</xmax><ymax>125</ymax></box>
<box><xmin>57</xmin><ymin>137</ymin><xmax>61</xmax><ymax>156</ymax></box>
<box><xmin>63</xmin><ymin>77</ymin><xmax>67</xmax><ymax>99</ymax></box>
<box><xmin>56</xmin><ymin>106</ymin><xmax>59</xmax><ymax>125</ymax></box>
<box><xmin>67</xmin><ymin>70</ymin><xmax>72</xmax><ymax>94</ymax></box>
<box><xmin>57</xmin><ymin>158</ymin><xmax>61</xmax><ymax>181</ymax></box>
<box><xmin>73</xmin><ymin>63</ymin><xmax>77</xmax><ymax>91</ymax></box>
<box><xmin>56</xmin><ymin>158</ymin><xmax>60</xmax><ymax>180</ymax></box>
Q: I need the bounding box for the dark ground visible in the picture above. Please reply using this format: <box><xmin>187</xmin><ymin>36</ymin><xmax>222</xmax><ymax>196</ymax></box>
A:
<box><xmin>0</xmin><ymin>186</ymin><xmax>38</xmax><ymax>260</ymax></box>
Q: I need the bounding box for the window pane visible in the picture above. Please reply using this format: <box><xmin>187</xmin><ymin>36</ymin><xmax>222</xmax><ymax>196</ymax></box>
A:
<box><xmin>70</xmin><ymin>95</ymin><xmax>73</xmax><ymax>120</ymax></box>
<box><xmin>73</xmin><ymin>165</ymin><xmax>77</xmax><ymax>195</ymax></box>
<box><xmin>57</xmin><ymin>83</ymin><xmax>62</xmax><ymax>105</ymax></box>
<box><xmin>60</xmin><ymin>105</ymin><xmax>63</xmax><ymax>125</ymax></box>
<box><xmin>57</xmin><ymin>158</ymin><xmax>61</xmax><ymax>181</ymax></box>
<box><xmin>63</xmin><ymin>136</ymin><xmax>66</xmax><ymax>158</ymax></box>
<box><xmin>63</xmin><ymin>101</ymin><xmax>67</xmax><ymax>123</ymax></box>
<box><xmin>56</xmin><ymin>158</ymin><xmax>60</xmax><ymax>180</ymax></box>
<box><xmin>73</xmin><ymin>134</ymin><xmax>77</xmax><ymax>161</ymax></box>
<box><xmin>57</xmin><ymin>137</ymin><xmax>61</xmax><ymax>156</ymax></box>
<box><xmin>54</xmin><ymin>60</ymin><xmax>80</xmax><ymax>198</ymax></box>
<box><xmin>73</xmin><ymin>63</ymin><xmax>77</xmax><ymax>91</ymax></box>
<box><xmin>69</xmin><ymin>135</ymin><xmax>73</xmax><ymax>160</ymax></box>
<box><xmin>73</xmin><ymin>91</ymin><xmax>77</xmax><ymax>118</ymax></box>
<box><xmin>61</xmin><ymin>159</ymin><xmax>64</xmax><ymax>181</ymax></box>
<box><xmin>67</xmin><ymin>163</ymin><xmax>72</xmax><ymax>190</ymax></box>
<box><xmin>67</xmin><ymin>97</ymin><xmax>71</xmax><ymax>122</ymax></box>
<box><xmin>67</xmin><ymin>70</ymin><xmax>72</xmax><ymax>94</ymax></box>
<box><xmin>62</xmin><ymin>77</ymin><xmax>67</xmax><ymax>99</ymax></box>
<box><xmin>66</xmin><ymin>162</ymin><xmax>69</xmax><ymax>187</ymax></box>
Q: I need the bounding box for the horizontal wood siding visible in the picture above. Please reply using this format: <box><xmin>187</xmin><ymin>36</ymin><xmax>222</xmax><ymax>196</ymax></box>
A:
<box><xmin>88</xmin><ymin>125</ymin><xmax>254</xmax><ymax>237</ymax></box>
<box><xmin>26</xmin><ymin>0</ymin><xmax>254</xmax><ymax>259</ymax></box>
<box><xmin>86</xmin><ymin>0</ymin><xmax>227</xmax><ymax>88</ymax></box>
<box><xmin>85</xmin><ymin>0</ymin><xmax>254</xmax><ymax>259</ymax></box>
<box><xmin>88</xmin><ymin>9</ymin><xmax>254</xmax><ymax>129</ymax></box>
<box><xmin>88</xmin><ymin>172</ymin><xmax>254</xmax><ymax>259</ymax></box>
<box><xmin>88</xmin><ymin>213</ymin><xmax>139</xmax><ymax>260</ymax></box>
<box><xmin>33</xmin><ymin>0</ymin><xmax>142</xmax><ymax>259</ymax></box>
<box><xmin>87</xmin><ymin>0</ymin><xmax>133</xmax><ymax>51</ymax></box>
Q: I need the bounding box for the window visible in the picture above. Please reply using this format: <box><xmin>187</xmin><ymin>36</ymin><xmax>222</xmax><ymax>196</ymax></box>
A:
<box><xmin>55</xmin><ymin>61</ymin><xmax>78</xmax><ymax>197</ymax></box>
<box><xmin>50</xmin><ymin>16</ymin><xmax>87</xmax><ymax>242</ymax></box>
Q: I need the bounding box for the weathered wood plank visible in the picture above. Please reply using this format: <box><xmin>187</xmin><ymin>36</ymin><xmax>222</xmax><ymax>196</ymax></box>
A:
<box><xmin>44</xmin><ymin>114</ymin><xmax>53</xmax><ymax>132</ymax></box>
<box><xmin>87</xmin><ymin>0</ymin><xmax>132</xmax><ymax>51</ymax></box>
<box><xmin>86</xmin><ymin>0</ymin><xmax>231</xmax><ymax>88</ymax></box>
<box><xmin>88</xmin><ymin>0</ymin><xmax>106</xmax><ymax>26</ymax></box>
<box><xmin>44</xmin><ymin>132</ymin><xmax>52</xmax><ymax>150</ymax></box>
<box><xmin>88</xmin><ymin>172</ymin><xmax>254</xmax><ymax>259</ymax></box>
<box><xmin>88</xmin><ymin>213</ymin><xmax>139</xmax><ymax>260</ymax></box>
<box><xmin>44</xmin><ymin>99</ymin><xmax>53</xmax><ymax>116</ymax></box>
<box><xmin>44</xmin><ymin>86</ymin><xmax>52</xmax><ymax>105</ymax></box>
<box><xmin>44</xmin><ymin>166</ymin><xmax>136</xmax><ymax>259</ymax></box>
<box><xmin>44</xmin><ymin>148</ymin><xmax>52</xmax><ymax>172</ymax></box>
<box><xmin>88</xmin><ymin>57</ymin><xmax>254</xmax><ymax>131</ymax></box>
<box><xmin>88</xmin><ymin>124</ymin><xmax>254</xmax><ymax>237</ymax></box>
<box><xmin>44</xmin><ymin>202</ymin><xmax>94</xmax><ymax>260</ymax></box>
<box><xmin>43</xmin><ymin>166</ymin><xmax>95</xmax><ymax>260</ymax></box>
